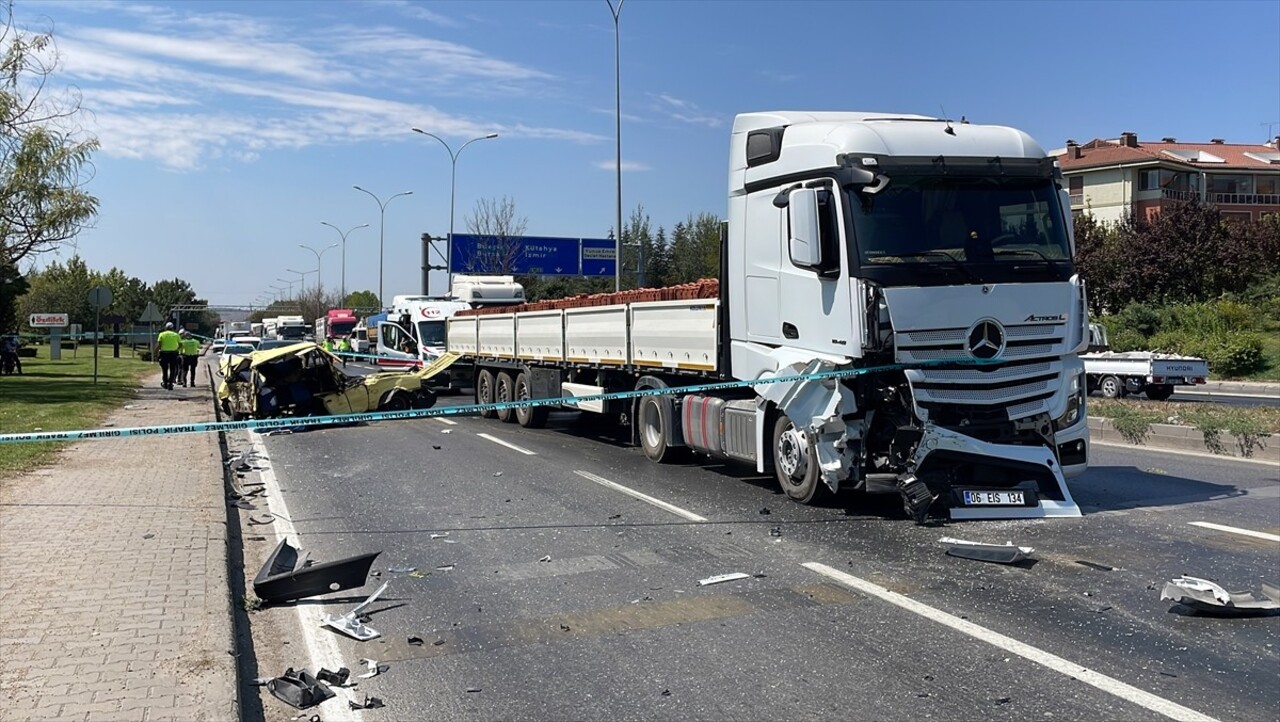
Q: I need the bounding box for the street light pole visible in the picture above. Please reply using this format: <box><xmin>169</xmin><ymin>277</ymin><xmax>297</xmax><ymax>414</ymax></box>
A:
<box><xmin>276</xmin><ymin>277</ymin><xmax>295</xmax><ymax>299</ymax></box>
<box><xmin>353</xmin><ymin>187</ymin><xmax>413</xmax><ymax>311</ymax></box>
<box><xmin>286</xmin><ymin>268</ymin><xmax>316</xmax><ymax>297</ymax></box>
<box><xmin>607</xmin><ymin>0</ymin><xmax>625</xmax><ymax>292</ymax></box>
<box><xmin>410</xmin><ymin>129</ymin><xmax>498</xmax><ymax>290</ymax></box>
<box><xmin>320</xmin><ymin>222</ymin><xmax>369</xmax><ymax>303</ymax></box>
<box><xmin>298</xmin><ymin>243</ymin><xmax>339</xmax><ymax>295</ymax></box>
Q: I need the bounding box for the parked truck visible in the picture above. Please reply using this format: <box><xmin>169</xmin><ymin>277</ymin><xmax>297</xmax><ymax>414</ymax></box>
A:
<box><xmin>447</xmin><ymin>110</ymin><xmax>1092</xmax><ymax>522</ymax></box>
<box><xmin>1083</xmin><ymin>323</ymin><xmax>1208</xmax><ymax>400</ymax></box>
<box><xmin>315</xmin><ymin>309</ymin><xmax>359</xmax><ymax>341</ymax></box>
<box><xmin>274</xmin><ymin>315</ymin><xmax>309</xmax><ymax>341</ymax></box>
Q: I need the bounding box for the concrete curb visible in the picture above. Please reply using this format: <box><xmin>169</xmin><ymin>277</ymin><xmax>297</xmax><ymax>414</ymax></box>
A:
<box><xmin>1195</xmin><ymin>380</ymin><xmax>1280</xmax><ymax>396</ymax></box>
<box><xmin>1087</xmin><ymin>416</ymin><xmax>1278</xmax><ymax>464</ymax></box>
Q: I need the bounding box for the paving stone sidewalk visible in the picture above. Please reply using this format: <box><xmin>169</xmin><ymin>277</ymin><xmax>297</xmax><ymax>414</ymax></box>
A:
<box><xmin>0</xmin><ymin>363</ymin><xmax>238</xmax><ymax>722</ymax></box>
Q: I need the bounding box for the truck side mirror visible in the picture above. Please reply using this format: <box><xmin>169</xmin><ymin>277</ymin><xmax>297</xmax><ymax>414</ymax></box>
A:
<box><xmin>788</xmin><ymin>188</ymin><xmax>822</xmax><ymax>269</ymax></box>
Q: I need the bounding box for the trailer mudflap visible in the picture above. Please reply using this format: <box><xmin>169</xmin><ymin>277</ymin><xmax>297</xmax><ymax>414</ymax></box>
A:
<box><xmin>909</xmin><ymin>423</ymin><xmax>1081</xmax><ymax>520</ymax></box>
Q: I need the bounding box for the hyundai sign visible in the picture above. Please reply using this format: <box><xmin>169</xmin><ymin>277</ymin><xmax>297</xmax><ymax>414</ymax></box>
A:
<box><xmin>449</xmin><ymin>234</ymin><xmax>616</xmax><ymax>276</ymax></box>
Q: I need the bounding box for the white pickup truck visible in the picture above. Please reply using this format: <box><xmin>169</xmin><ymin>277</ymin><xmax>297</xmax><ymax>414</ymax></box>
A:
<box><xmin>1083</xmin><ymin>323</ymin><xmax>1208</xmax><ymax>400</ymax></box>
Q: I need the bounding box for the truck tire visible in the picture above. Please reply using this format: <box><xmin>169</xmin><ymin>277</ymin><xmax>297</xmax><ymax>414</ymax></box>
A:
<box><xmin>638</xmin><ymin>394</ymin><xmax>682</xmax><ymax>463</ymax></box>
<box><xmin>476</xmin><ymin>369</ymin><xmax>497</xmax><ymax>419</ymax></box>
<box><xmin>1099</xmin><ymin>375</ymin><xmax>1123</xmax><ymax>399</ymax></box>
<box><xmin>514</xmin><ymin>372</ymin><xmax>548</xmax><ymax>428</ymax></box>
<box><xmin>1145</xmin><ymin>384</ymin><xmax>1174</xmax><ymax>401</ymax></box>
<box><xmin>772</xmin><ymin>413</ymin><xmax>826</xmax><ymax>504</ymax></box>
<box><xmin>495</xmin><ymin>371</ymin><xmax>517</xmax><ymax>423</ymax></box>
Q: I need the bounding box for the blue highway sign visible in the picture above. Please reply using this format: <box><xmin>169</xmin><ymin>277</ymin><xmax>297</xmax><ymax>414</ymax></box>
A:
<box><xmin>450</xmin><ymin>234</ymin><xmax>616</xmax><ymax>276</ymax></box>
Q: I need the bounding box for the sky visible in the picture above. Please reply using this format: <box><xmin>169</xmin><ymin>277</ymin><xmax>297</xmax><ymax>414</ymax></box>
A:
<box><xmin>13</xmin><ymin>0</ymin><xmax>1280</xmax><ymax>307</ymax></box>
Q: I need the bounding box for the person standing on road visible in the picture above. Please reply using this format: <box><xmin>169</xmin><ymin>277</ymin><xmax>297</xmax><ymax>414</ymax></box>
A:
<box><xmin>179</xmin><ymin>330</ymin><xmax>201</xmax><ymax>387</ymax></box>
<box><xmin>156</xmin><ymin>322</ymin><xmax>181</xmax><ymax>390</ymax></box>
<box><xmin>337</xmin><ymin>335</ymin><xmax>352</xmax><ymax>367</ymax></box>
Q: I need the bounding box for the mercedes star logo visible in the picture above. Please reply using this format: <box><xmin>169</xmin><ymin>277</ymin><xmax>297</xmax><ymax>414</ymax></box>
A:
<box><xmin>967</xmin><ymin>319</ymin><xmax>1006</xmax><ymax>360</ymax></box>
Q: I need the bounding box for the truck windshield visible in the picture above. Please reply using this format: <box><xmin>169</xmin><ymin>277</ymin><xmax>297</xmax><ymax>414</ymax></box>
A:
<box><xmin>849</xmin><ymin>175</ymin><xmax>1073</xmax><ymax>285</ymax></box>
<box><xmin>416</xmin><ymin>320</ymin><xmax>447</xmax><ymax>346</ymax></box>
<box><xmin>330</xmin><ymin>320</ymin><xmax>357</xmax><ymax>336</ymax></box>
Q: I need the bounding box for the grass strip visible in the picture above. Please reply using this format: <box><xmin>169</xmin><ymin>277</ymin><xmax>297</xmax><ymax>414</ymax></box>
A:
<box><xmin>0</xmin><ymin>345</ymin><xmax>156</xmax><ymax>478</ymax></box>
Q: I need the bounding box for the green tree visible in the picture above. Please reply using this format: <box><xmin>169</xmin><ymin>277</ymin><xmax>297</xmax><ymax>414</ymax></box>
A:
<box><xmin>667</xmin><ymin>212</ymin><xmax>722</xmax><ymax>284</ymax></box>
<box><xmin>1</xmin><ymin>3</ymin><xmax>99</xmax><ymax>264</ymax></box>
<box><xmin>343</xmin><ymin>289</ymin><xmax>380</xmax><ymax>313</ymax></box>
<box><xmin>0</xmin><ymin>257</ymin><xmax>26</xmax><ymax>331</ymax></box>
<box><xmin>17</xmin><ymin>255</ymin><xmax>95</xmax><ymax>327</ymax></box>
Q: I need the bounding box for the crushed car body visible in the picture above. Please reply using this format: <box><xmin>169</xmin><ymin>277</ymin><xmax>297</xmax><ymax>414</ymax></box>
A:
<box><xmin>217</xmin><ymin>341</ymin><xmax>458</xmax><ymax>419</ymax></box>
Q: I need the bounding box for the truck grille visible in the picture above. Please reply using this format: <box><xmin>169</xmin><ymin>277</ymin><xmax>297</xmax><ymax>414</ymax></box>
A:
<box><xmin>896</xmin><ymin>323</ymin><xmax>1067</xmax><ymax>422</ymax></box>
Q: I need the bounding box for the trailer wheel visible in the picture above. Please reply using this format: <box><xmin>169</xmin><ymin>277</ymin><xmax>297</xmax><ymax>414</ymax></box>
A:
<box><xmin>1145</xmin><ymin>384</ymin><xmax>1174</xmax><ymax>401</ymax></box>
<box><xmin>638</xmin><ymin>395</ymin><xmax>681</xmax><ymax>463</ymax></box>
<box><xmin>495</xmin><ymin>371</ymin><xmax>517</xmax><ymax>423</ymax></box>
<box><xmin>476</xmin><ymin>369</ymin><xmax>497</xmax><ymax>419</ymax></box>
<box><xmin>1099</xmin><ymin>375</ymin><xmax>1123</xmax><ymax>399</ymax></box>
<box><xmin>514</xmin><ymin>372</ymin><xmax>548</xmax><ymax>428</ymax></box>
<box><xmin>772</xmin><ymin>413</ymin><xmax>826</xmax><ymax>504</ymax></box>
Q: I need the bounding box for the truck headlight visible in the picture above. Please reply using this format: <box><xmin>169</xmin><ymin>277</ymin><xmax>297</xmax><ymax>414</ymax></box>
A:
<box><xmin>1053</xmin><ymin>372</ymin><xmax>1086</xmax><ymax>431</ymax></box>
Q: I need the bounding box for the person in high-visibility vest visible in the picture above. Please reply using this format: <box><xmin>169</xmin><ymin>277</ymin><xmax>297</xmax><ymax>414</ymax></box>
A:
<box><xmin>156</xmin><ymin>322</ymin><xmax>182</xmax><ymax>390</ymax></box>
<box><xmin>322</xmin><ymin>336</ymin><xmax>334</xmax><ymax>353</ymax></box>
<box><xmin>337</xmin><ymin>335</ymin><xmax>352</xmax><ymax>367</ymax></box>
<box><xmin>178</xmin><ymin>330</ymin><xmax>201</xmax><ymax>387</ymax></box>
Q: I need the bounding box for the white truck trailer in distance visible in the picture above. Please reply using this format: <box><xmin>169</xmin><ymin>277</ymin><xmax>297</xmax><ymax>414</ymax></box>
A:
<box><xmin>448</xmin><ymin>111</ymin><xmax>1092</xmax><ymax>522</ymax></box>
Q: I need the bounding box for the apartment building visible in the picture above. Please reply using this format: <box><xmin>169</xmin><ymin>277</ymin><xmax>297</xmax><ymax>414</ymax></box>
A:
<box><xmin>1053</xmin><ymin>132</ymin><xmax>1280</xmax><ymax>224</ymax></box>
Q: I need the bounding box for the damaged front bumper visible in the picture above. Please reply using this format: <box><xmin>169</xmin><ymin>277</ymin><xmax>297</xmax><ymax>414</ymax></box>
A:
<box><xmin>910</xmin><ymin>423</ymin><xmax>1081</xmax><ymax>520</ymax></box>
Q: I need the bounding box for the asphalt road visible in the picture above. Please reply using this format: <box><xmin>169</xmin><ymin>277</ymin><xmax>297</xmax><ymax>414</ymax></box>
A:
<box><xmin>241</xmin><ymin>396</ymin><xmax>1279</xmax><ymax>722</ymax></box>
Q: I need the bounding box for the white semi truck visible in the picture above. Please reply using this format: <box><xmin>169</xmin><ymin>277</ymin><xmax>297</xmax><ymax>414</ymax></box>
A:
<box><xmin>447</xmin><ymin>111</ymin><xmax>1092</xmax><ymax>522</ymax></box>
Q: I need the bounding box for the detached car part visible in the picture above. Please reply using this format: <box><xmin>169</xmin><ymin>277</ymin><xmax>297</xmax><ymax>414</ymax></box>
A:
<box><xmin>1160</xmin><ymin>575</ymin><xmax>1280</xmax><ymax>617</ymax></box>
<box><xmin>939</xmin><ymin>537</ymin><xmax>1035</xmax><ymax>564</ymax></box>
<box><xmin>253</xmin><ymin>539</ymin><xmax>381</xmax><ymax>603</ymax></box>
<box><xmin>266</xmin><ymin>668</ymin><xmax>335</xmax><ymax>709</ymax></box>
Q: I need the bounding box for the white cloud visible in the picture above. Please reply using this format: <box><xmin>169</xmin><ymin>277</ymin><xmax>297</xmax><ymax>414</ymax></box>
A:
<box><xmin>367</xmin><ymin>0</ymin><xmax>462</xmax><ymax>27</ymax></box>
<box><xmin>595</xmin><ymin>160</ymin><xmax>651</xmax><ymax>172</ymax></box>
<box><xmin>653</xmin><ymin>93</ymin><xmax>724</xmax><ymax>128</ymax></box>
<box><xmin>44</xmin><ymin>7</ymin><xmax>602</xmax><ymax>170</ymax></box>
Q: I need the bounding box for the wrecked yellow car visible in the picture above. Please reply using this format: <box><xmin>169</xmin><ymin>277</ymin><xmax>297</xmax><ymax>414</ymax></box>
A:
<box><xmin>217</xmin><ymin>341</ymin><xmax>458</xmax><ymax>420</ymax></box>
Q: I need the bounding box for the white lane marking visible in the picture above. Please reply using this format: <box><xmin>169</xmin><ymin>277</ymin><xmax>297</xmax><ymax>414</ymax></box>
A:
<box><xmin>477</xmin><ymin>432</ymin><xmax>536</xmax><ymax>455</ymax></box>
<box><xmin>574</xmin><ymin>470</ymin><xmax>708</xmax><ymax>522</ymax></box>
<box><xmin>251</xmin><ymin>433</ymin><xmax>363</xmax><ymax>722</ymax></box>
<box><xmin>435</xmin><ymin>418</ymin><xmax>458</xmax><ymax>426</ymax></box>
<box><xmin>1189</xmin><ymin>521</ymin><xmax>1280</xmax><ymax>543</ymax></box>
<box><xmin>802</xmin><ymin>562</ymin><xmax>1218</xmax><ymax>722</ymax></box>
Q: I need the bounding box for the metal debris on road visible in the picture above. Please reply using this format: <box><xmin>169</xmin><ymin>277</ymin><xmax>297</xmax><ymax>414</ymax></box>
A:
<box><xmin>357</xmin><ymin>659</ymin><xmax>390</xmax><ymax>679</ymax></box>
<box><xmin>432</xmin><ymin>639</ymin><xmax>445</xmax><ymax>646</ymax></box>
<box><xmin>315</xmin><ymin>667</ymin><xmax>351</xmax><ymax>686</ymax></box>
<box><xmin>248</xmin><ymin>514</ymin><xmax>275</xmax><ymax>526</ymax></box>
<box><xmin>430</xmin><ymin>533</ymin><xmax>449</xmax><ymax>539</ymax></box>
<box><xmin>266</xmin><ymin>668</ymin><xmax>335</xmax><ymax>709</ymax></box>
<box><xmin>349</xmin><ymin>696</ymin><xmax>385</xmax><ymax>710</ymax></box>
<box><xmin>435</xmin><ymin>564</ymin><xmax>455</xmax><ymax>571</ymax></box>
<box><xmin>493</xmin><ymin>471</ymin><xmax>503</xmax><ymax>477</ymax></box>
<box><xmin>322</xmin><ymin>582</ymin><xmax>390</xmax><ymax>641</ymax></box>
<box><xmin>939</xmin><ymin>537</ymin><xmax>1034</xmax><ymax>564</ymax></box>
<box><xmin>1075</xmin><ymin>560</ymin><xmax>1117</xmax><ymax>572</ymax></box>
<box><xmin>441</xmin><ymin>429</ymin><xmax>452</xmax><ymax>434</ymax></box>
<box><xmin>253</xmin><ymin>539</ymin><xmax>381</xmax><ymax>603</ymax></box>
<box><xmin>539</xmin><ymin>555</ymin><xmax>552</xmax><ymax>563</ymax></box>
<box><xmin>1160</xmin><ymin>575</ymin><xmax>1280</xmax><ymax>616</ymax></box>
<box><xmin>698</xmin><ymin>572</ymin><xmax>750</xmax><ymax>586</ymax></box>
<box><xmin>387</xmin><ymin>566</ymin><xmax>416</xmax><ymax>574</ymax></box>
<box><xmin>466</xmin><ymin>688</ymin><xmax>481</xmax><ymax>693</ymax></box>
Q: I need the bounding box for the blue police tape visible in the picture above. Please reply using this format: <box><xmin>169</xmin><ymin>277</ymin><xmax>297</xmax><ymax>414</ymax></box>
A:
<box><xmin>0</xmin><ymin>357</ymin><xmax>998</xmax><ymax>445</ymax></box>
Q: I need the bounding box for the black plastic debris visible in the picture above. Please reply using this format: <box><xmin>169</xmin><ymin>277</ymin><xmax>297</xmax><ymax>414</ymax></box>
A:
<box><xmin>939</xmin><ymin>537</ymin><xmax>1034</xmax><ymax>564</ymax></box>
<box><xmin>432</xmin><ymin>639</ymin><xmax>446</xmax><ymax>646</ymax></box>
<box><xmin>315</xmin><ymin>667</ymin><xmax>350</xmax><ymax>686</ymax></box>
<box><xmin>1160</xmin><ymin>576</ymin><xmax>1280</xmax><ymax>617</ymax></box>
<box><xmin>253</xmin><ymin>538</ymin><xmax>381</xmax><ymax>603</ymax></box>
<box><xmin>266</xmin><ymin>668</ymin><xmax>335</xmax><ymax>709</ymax></box>
<box><xmin>408</xmin><ymin>636</ymin><xmax>424</xmax><ymax>646</ymax></box>
<box><xmin>350</xmin><ymin>696</ymin><xmax>385</xmax><ymax>710</ymax></box>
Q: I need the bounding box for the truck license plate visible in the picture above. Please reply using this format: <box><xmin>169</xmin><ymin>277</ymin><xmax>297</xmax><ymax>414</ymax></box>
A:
<box><xmin>962</xmin><ymin>490</ymin><xmax>1025</xmax><ymax>506</ymax></box>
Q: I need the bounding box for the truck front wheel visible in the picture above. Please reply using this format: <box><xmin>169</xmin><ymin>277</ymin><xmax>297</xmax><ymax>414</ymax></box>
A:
<box><xmin>772</xmin><ymin>413</ymin><xmax>826</xmax><ymax>504</ymax></box>
<box><xmin>476</xmin><ymin>369</ymin><xmax>497</xmax><ymax>419</ymax></box>
<box><xmin>1099</xmin><ymin>375</ymin><xmax>1123</xmax><ymax>399</ymax></box>
<box><xmin>1145</xmin><ymin>384</ymin><xmax>1174</xmax><ymax>401</ymax></box>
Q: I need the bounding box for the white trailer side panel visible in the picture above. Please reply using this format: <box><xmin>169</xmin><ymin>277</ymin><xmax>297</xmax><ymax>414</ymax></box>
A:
<box><xmin>565</xmin><ymin>305</ymin><xmax>628</xmax><ymax>365</ymax></box>
<box><xmin>515</xmin><ymin>311</ymin><xmax>564</xmax><ymax>362</ymax></box>
<box><xmin>447</xmin><ymin>316</ymin><xmax>478</xmax><ymax>355</ymax></box>
<box><xmin>631</xmin><ymin>300</ymin><xmax>719</xmax><ymax>372</ymax></box>
<box><xmin>478</xmin><ymin>314</ymin><xmax>516</xmax><ymax>358</ymax></box>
